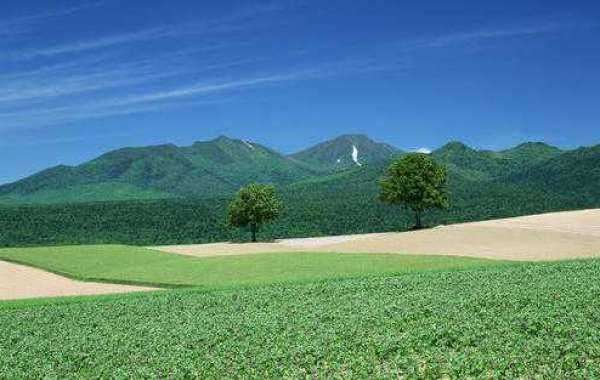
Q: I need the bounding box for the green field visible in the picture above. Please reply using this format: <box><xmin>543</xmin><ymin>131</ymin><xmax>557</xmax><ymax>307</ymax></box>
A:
<box><xmin>0</xmin><ymin>245</ymin><xmax>504</xmax><ymax>289</ymax></box>
<box><xmin>1</xmin><ymin>258</ymin><xmax>600</xmax><ymax>377</ymax></box>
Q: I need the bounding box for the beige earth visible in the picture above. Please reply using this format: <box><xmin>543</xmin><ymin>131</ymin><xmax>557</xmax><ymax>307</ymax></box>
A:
<box><xmin>153</xmin><ymin>209</ymin><xmax>600</xmax><ymax>261</ymax></box>
<box><xmin>0</xmin><ymin>261</ymin><xmax>156</xmax><ymax>301</ymax></box>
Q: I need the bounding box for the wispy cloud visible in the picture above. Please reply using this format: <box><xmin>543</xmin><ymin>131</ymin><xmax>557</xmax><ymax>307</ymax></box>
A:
<box><xmin>0</xmin><ymin>93</ymin><xmax>236</xmax><ymax>130</ymax></box>
<box><xmin>0</xmin><ymin>19</ymin><xmax>409</xmax><ymax>129</ymax></box>
<box><xmin>4</xmin><ymin>1</ymin><xmax>292</xmax><ymax>61</ymax></box>
<box><xmin>0</xmin><ymin>2</ymin><xmax>104</xmax><ymax>38</ymax></box>
<box><xmin>0</xmin><ymin>46</ymin><xmax>266</xmax><ymax>108</ymax></box>
<box><xmin>9</xmin><ymin>28</ymin><xmax>169</xmax><ymax>60</ymax></box>
<box><xmin>0</xmin><ymin>70</ymin><xmax>310</xmax><ymax>129</ymax></box>
<box><xmin>405</xmin><ymin>22</ymin><xmax>565</xmax><ymax>50</ymax></box>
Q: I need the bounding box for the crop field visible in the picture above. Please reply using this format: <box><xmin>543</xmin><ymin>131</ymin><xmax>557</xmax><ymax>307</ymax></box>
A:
<box><xmin>0</xmin><ymin>245</ymin><xmax>503</xmax><ymax>292</ymax></box>
<box><xmin>1</xmin><ymin>259</ymin><xmax>600</xmax><ymax>377</ymax></box>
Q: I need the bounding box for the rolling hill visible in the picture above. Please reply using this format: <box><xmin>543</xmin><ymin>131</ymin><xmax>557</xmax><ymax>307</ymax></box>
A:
<box><xmin>0</xmin><ymin>134</ymin><xmax>402</xmax><ymax>204</ymax></box>
<box><xmin>0</xmin><ymin>136</ymin><xmax>317</xmax><ymax>204</ymax></box>
<box><xmin>2</xmin><ymin>133</ymin><xmax>585</xmax><ymax>206</ymax></box>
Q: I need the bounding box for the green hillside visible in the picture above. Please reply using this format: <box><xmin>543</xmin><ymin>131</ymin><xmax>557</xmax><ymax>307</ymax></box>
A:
<box><xmin>505</xmin><ymin>145</ymin><xmax>600</xmax><ymax>201</ymax></box>
<box><xmin>0</xmin><ymin>136</ymin><xmax>316</xmax><ymax>203</ymax></box>
<box><xmin>498</xmin><ymin>141</ymin><xmax>563</xmax><ymax>165</ymax></box>
<box><xmin>430</xmin><ymin>141</ymin><xmax>563</xmax><ymax>181</ymax></box>
<box><xmin>0</xmin><ymin>135</ymin><xmax>581</xmax><ymax>206</ymax></box>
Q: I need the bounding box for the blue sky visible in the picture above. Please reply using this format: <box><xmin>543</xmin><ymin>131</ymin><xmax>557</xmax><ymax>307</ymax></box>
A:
<box><xmin>0</xmin><ymin>0</ymin><xmax>599</xmax><ymax>183</ymax></box>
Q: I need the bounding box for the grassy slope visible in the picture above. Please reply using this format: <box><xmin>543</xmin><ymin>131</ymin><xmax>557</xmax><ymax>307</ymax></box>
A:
<box><xmin>1</xmin><ymin>259</ymin><xmax>599</xmax><ymax>377</ymax></box>
<box><xmin>0</xmin><ymin>182</ymin><xmax>171</xmax><ymax>205</ymax></box>
<box><xmin>0</xmin><ymin>245</ymin><xmax>505</xmax><ymax>289</ymax></box>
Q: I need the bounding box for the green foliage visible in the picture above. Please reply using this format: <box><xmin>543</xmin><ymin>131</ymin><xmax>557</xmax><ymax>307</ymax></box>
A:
<box><xmin>0</xmin><ymin>245</ymin><xmax>502</xmax><ymax>289</ymax></box>
<box><xmin>380</xmin><ymin>154</ymin><xmax>449</xmax><ymax>228</ymax></box>
<box><xmin>2</xmin><ymin>259</ymin><xmax>600</xmax><ymax>377</ymax></box>
<box><xmin>228</xmin><ymin>183</ymin><xmax>282</xmax><ymax>241</ymax></box>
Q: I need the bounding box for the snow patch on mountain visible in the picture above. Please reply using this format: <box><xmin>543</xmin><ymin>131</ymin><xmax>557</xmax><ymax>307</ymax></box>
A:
<box><xmin>242</xmin><ymin>140</ymin><xmax>255</xmax><ymax>150</ymax></box>
<box><xmin>352</xmin><ymin>145</ymin><xmax>362</xmax><ymax>166</ymax></box>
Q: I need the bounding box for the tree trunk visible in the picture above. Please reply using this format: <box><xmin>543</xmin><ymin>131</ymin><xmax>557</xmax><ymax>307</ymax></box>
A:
<box><xmin>250</xmin><ymin>223</ymin><xmax>257</xmax><ymax>242</ymax></box>
<box><xmin>414</xmin><ymin>210</ymin><xmax>422</xmax><ymax>229</ymax></box>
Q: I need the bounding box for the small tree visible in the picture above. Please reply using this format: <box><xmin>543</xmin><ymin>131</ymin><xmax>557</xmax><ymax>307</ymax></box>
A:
<box><xmin>379</xmin><ymin>153</ymin><xmax>449</xmax><ymax>229</ymax></box>
<box><xmin>228</xmin><ymin>183</ymin><xmax>282</xmax><ymax>242</ymax></box>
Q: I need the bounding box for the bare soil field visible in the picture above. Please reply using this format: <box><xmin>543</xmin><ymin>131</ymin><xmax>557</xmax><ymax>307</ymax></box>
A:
<box><xmin>153</xmin><ymin>209</ymin><xmax>600</xmax><ymax>261</ymax></box>
<box><xmin>0</xmin><ymin>261</ymin><xmax>155</xmax><ymax>301</ymax></box>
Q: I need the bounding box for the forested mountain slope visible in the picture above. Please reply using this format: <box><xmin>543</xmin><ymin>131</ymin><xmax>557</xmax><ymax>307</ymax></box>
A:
<box><xmin>0</xmin><ymin>137</ymin><xmax>597</xmax><ymax>247</ymax></box>
<box><xmin>0</xmin><ymin>134</ymin><xmax>597</xmax><ymax>224</ymax></box>
<box><xmin>504</xmin><ymin>145</ymin><xmax>600</xmax><ymax>201</ymax></box>
<box><xmin>0</xmin><ymin>136</ymin><xmax>316</xmax><ymax>203</ymax></box>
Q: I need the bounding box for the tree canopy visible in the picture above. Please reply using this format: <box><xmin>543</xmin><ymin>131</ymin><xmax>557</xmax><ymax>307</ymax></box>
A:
<box><xmin>227</xmin><ymin>183</ymin><xmax>282</xmax><ymax>242</ymax></box>
<box><xmin>379</xmin><ymin>153</ymin><xmax>449</xmax><ymax>229</ymax></box>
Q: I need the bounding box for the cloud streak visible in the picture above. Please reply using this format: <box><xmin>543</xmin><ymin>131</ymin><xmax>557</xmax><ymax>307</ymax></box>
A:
<box><xmin>404</xmin><ymin>22</ymin><xmax>565</xmax><ymax>51</ymax></box>
<box><xmin>4</xmin><ymin>1</ymin><xmax>293</xmax><ymax>61</ymax></box>
<box><xmin>0</xmin><ymin>2</ymin><xmax>104</xmax><ymax>38</ymax></box>
<box><xmin>9</xmin><ymin>28</ymin><xmax>170</xmax><ymax>60</ymax></box>
<box><xmin>0</xmin><ymin>54</ymin><xmax>399</xmax><ymax>130</ymax></box>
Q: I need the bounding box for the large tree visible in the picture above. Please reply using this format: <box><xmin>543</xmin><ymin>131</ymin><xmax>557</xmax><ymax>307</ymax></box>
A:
<box><xmin>228</xmin><ymin>183</ymin><xmax>282</xmax><ymax>242</ymax></box>
<box><xmin>379</xmin><ymin>153</ymin><xmax>449</xmax><ymax>229</ymax></box>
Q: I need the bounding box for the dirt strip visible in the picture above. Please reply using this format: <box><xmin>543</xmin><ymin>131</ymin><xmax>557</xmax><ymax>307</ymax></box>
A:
<box><xmin>152</xmin><ymin>209</ymin><xmax>600</xmax><ymax>261</ymax></box>
<box><xmin>0</xmin><ymin>261</ymin><xmax>156</xmax><ymax>301</ymax></box>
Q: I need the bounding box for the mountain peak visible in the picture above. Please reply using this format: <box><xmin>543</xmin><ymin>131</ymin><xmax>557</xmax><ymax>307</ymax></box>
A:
<box><xmin>504</xmin><ymin>141</ymin><xmax>561</xmax><ymax>153</ymax></box>
<box><xmin>290</xmin><ymin>134</ymin><xmax>399</xmax><ymax>171</ymax></box>
<box><xmin>436</xmin><ymin>141</ymin><xmax>473</xmax><ymax>152</ymax></box>
<box><xmin>333</xmin><ymin>133</ymin><xmax>370</xmax><ymax>141</ymax></box>
<box><xmin>211</xmin><ymin>135</ymin><xmax>235</xmax><ymax>143</ymax></box>
<box><xmin>499</xmin><ymin>141</ymin><xmax>562</xmax><ymax>163</ymax></box>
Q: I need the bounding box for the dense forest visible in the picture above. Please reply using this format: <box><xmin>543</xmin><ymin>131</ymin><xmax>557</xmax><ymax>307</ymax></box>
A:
<box><xmin>0</xmin><ymin>170</ymin><xmax>596</xmax><ymax>247</ymax></box>
<box><xmin>0</xmin><ymin>137</ymin><xmax>598</xmax><ymax>247</ymax></box>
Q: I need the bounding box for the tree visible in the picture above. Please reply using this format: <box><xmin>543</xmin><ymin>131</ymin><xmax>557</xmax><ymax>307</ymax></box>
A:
<box><xmin>379</xmin><ymin>153</ymin><xmax>449</xmax><ymax>229</ymax></box>
<box><xmin>227</xmin><ymin>183</ymin><xmax>282</xmax><ymax>242</ymax></box>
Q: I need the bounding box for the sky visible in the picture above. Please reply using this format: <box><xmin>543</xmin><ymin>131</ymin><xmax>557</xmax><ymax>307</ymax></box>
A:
<box><xmin>0</xmin><ymin>0</ymin><xmax>599</xmax><ymax>184</ymax></box>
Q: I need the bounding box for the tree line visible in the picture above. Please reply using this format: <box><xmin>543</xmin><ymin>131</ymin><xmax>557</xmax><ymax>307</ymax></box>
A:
<box><xmin>1</xmin><ymin>153</ymin><xmax>594</xmax><ymax>248</ymax></box>
<box><xmin>228</xmin><ymin>154</ymin><xmax>449</xmax><ymax>241</ymax></box>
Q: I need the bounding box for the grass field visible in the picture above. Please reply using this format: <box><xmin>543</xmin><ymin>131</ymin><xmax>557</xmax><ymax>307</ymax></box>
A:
<box><xmin>1</xmin><ymin>258</ymin><xmax>600</xmax><ymax>377</ymax></box>
<box><xmin>0</xmin><ymin>245</ymin><xmax>505</xmax><ymax>289</ymax></box>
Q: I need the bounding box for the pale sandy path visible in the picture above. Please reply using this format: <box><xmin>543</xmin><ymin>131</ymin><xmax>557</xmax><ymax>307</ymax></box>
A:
<box><xmin>0</xmin><ymin>261</ymin><xmax>156</xmax><ymax>301</ymax></box>
<box><xmin>152</xmin><ymin>209</ymin><xmax>600</xmax><ymax>261</ymax></box>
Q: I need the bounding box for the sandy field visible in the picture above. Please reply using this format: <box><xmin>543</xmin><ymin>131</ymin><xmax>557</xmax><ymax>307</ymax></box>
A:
<box><xmin>153</xmin><ymin>209</ymin><xmax>600</xmax><ymax>261</ymax></box>
<box><xmin>0</xmin><ymin>261</ymin><xmax>156</xmax><ymax>301</ymax></box>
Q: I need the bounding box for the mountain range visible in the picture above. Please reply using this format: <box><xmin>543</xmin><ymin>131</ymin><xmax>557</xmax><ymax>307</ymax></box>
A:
<box><xmin>0</xmin><ymin>134</ymin><xmax>598</xmax><ymax>205</ymax></box>
<box><xmin>0</xmin><ymin>134</ymin><xmax>598</xmax><ymax>247</ymax></box>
